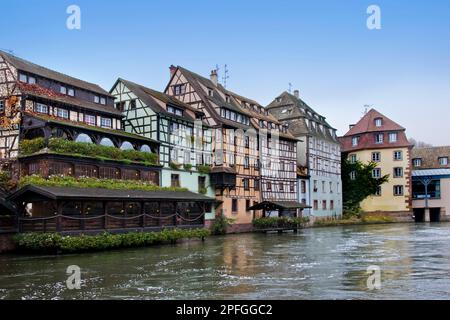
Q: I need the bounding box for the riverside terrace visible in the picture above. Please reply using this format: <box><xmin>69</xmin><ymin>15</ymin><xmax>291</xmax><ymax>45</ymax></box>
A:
<box><xmin>7</xmin><ymin>185</ymin><xmax>217</xmax><ymax>235</ymax></box>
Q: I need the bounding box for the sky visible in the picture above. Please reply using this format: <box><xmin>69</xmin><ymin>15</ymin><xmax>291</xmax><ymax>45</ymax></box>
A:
<box><xmin>1</xmin><ymin>0</ymin><xmax>449</xmax><ymax>145</ymax></box>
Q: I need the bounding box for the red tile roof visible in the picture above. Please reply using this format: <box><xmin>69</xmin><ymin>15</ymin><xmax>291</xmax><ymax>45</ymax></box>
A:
<box><xmin>340</xmin><ymin>109</ymin><xmax>412</xmax><ymax>152</ymax></box>
<box><xmin>343</xmin><ymin>109</ymin><xmax>405</xmax><ymax>136</ymax></box>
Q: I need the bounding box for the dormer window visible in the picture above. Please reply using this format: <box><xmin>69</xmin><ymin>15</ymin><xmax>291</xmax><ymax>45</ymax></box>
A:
<box><xmin>67</xmin><ymin>88</ymin><xmax>75</xmax><ymax>97</ymax></box>
<box><xmin>375</xmin><ymin>133</ymin><xmax>384</xmax><ymax>144</ymax></box>
<box><xmin>94</xmin><ymin>96</ymin><xmax>106</xmax><ymax>104</ymax></box>
<box><xmin>208</xmin><ymin>89</ymin><xmax>213</xmax><ymax>97</ymax></box>
<box><xmin>276</xmin><ymin>97</ymin><xmax>282</xmax><ymax>103</ymax></box>
<box><xmin>439</xmin><ymin>157</ymin><xmax>448</xmax><ymax>166</ymax></box>
<box><xmin>60</xmin><ymin>85</ymin><xmax>75</xmax><ymax>97</ymax></box>
<box><xmin>375</xmin><ymin>118</ymin><xmax>383</xmax><ymax>127</ymax></box>
<box><xmin>413</xmin><ymin>158</ymin><xmax>422</xmax><ymax>167</ymax></box>
<box><xmin>225</xmin><ymin>95</ymin><xmax>230</xmax><ymax>103</ymax></box>
<box><xmin>129</xmin><ymin>100</ymin><xmax>136</xmax><ymax>110</ymax></box>
<box><xmin>352</xmin><ymin>136</ymin><xmax>359</xmax><ymax>147</ymax></box>
<box><xmin>19</xmin><ymin>73</ymin><xmax>36</xmax><ymax>84</ymax></box>
<box><xmin>388</xmin><ymin>132</ymin><xmax>398</xmax><ymax>143</ymax></box>
<box><xmin>167</xmin><ymin>105</ymin><xmax>183</xmax><ymax>117</ymax></box>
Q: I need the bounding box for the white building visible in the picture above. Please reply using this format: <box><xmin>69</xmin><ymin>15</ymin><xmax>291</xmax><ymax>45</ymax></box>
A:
<box><xmin>266</xmin><ymin>91</ymin><xmax>343</xmax><ymax>218</ymax></box>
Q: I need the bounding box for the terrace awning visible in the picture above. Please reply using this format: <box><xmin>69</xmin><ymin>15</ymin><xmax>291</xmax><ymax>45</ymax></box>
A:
<box><xmin>248</xmin><ymin>201</ymin><xmax>311</xmax><ymax>211</ymax></box>
<box><xmin>8</xmin><ymin>185</ymin><xmax>217</xmax><ymax>203</ymax></box>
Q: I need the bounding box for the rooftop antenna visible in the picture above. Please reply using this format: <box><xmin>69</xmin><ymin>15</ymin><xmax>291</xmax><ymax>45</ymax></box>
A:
<box><xmin>363</xmin><ymin>104</ymin><xmax>372</xmax><ymax>116</ymax></box>
<box><xmin>288</xmin><ymin>82</ymin><xmax>292</xmax><ymax>93</ymax></box>
<box><xmin>222</xmin><ymin>64</ymin><xmax>229</xmax><ymax>88</ymax></box>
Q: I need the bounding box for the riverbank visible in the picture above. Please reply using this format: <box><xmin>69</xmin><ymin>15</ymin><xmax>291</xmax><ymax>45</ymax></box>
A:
<box><xmin>12</xmin><ymin>229</ymin><xmax>210</xmax><ymax>254</ymax></box>
<box><xmin>2</xmin><ymin>215</ymin><xmax>412</xmax><ymax>254</ymax></box>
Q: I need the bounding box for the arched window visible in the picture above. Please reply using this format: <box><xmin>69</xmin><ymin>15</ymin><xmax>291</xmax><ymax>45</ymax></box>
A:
<box><xmin>140</xmin><ymin>144</ymin><xmax>151</xmax><ymax>153</ymax></box>
<box><xmin>120</xmin><ymin>141</ymin><xmax>134</xmax><ymax>150</ymax></box>
<box><xmin>100</xmin><ymin>137</ymin><xmax>115</xmax><ymax>147</ymax></box>
<box><xmin>75</xmin><ymin>133</ymin><xmax>93</xmax><ymax>144</ymax></box>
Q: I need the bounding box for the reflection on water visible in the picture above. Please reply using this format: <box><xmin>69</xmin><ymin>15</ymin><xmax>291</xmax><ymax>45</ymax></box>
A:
<box><xmin>1</xmin><ymin>223</ymin><xmax>450</xmax><ymax>300</ymax></box>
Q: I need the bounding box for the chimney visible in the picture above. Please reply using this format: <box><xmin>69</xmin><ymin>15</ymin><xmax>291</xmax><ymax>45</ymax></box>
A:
<box><xmin>294</xmin><ymin>90</ymin><xmax>299</xmax><ymax>98</ymax></box>
<box><xmin>169</xmin><ymin>65</ymin><xmax>177</xmax><ymax>78</ymax></box>
<box><xmin>210</xmin><ymin>70</ymin><xmax>218</xmax><ymax>86</ymax></box>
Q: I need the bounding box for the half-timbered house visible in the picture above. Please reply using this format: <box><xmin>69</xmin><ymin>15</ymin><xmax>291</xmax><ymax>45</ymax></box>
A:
<box><xmin>110</xmin><ymin>78</ymin><xmax>216</xmax><ymax>223</ymax></box>
<box><xmin>267</xmin><ymin>90</ymin><xmax>343</xmax><ymax>218</ymax></box>
<box><xmin>0</xmin><ymin>51</ymin><xmax>215</xmax><ymax>234</ymax></box>
<box><xmin>165</xmin><ymin>66</ymin><xmax>303</xmax><ymax>231</ymax></box>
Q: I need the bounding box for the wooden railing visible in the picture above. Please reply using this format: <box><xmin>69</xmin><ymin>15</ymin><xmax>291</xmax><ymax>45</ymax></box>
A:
<box><xmin>18</xmin><ymin>212</ymin><xmax>205</xmax><ymax>233</ymax></box>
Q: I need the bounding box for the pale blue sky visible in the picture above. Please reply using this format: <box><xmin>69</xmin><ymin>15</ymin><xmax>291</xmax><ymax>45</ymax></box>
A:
<box><xmin>1</xmin><ymin>0</ymin><xmax>449</xmax><ymax>144</ymax></box>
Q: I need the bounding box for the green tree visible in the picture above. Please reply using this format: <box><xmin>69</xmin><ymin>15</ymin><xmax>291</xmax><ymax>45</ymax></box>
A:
<box><xmin>341</xmin><ymin>157</ymin><xmax>389</xmax><ymax>216</ymax></box>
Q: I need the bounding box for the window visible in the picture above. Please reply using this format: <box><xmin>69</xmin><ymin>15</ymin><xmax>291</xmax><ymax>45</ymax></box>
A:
<box><xmin>116</xmin><ymin>101</ymin><xmax>125</xmax><ymax>112</ymax></box>
<box><xmin>350</xmin><ymin>154</ymin><xmax>357</xmax><ymax>163</ymax></box>
<box><xmin>19</xmin><ymin>73</ymin><xmax>28</xmax><ymax>83</ymax></box>
<box><xmin>60</xmin><ymin>86</ymin><xmax>67</xmax><ymax>95</ymax></box>
<box><xmin>208</xmin><ymin>89</ymin><xmax>213</xmax><ymax>97</ymax></box>
<box><xmin>394</xmin><ymin>151</ymin><xmax>403</xmax><ymax>161</ymax></box>
<box><xmin>67</xmin><ymin>88</ymin><xmax>75</xmax><ymax>97</ymax></box>
<box><xmin>198</xmin><ymin>176</ymin><xmax>206</xmax><ymax>192</ymax></box>
<box><xmin>243</xmin><ymin>178</ymin><xmax>250</xmax><ymax>190</ymax></box>
<box><xmin>85</xmin><ymin>115</ymin><xmax>96</xmax><ymax>126</ymax></box>
<box><xmin>35</xmin><ymin>103</ymin><xmax>48</xmax><ymax>114</ymax></box>
<box><xmin>167</xmin><ymin>105</ymin><xmax>183</xmax><ymax>116</ymax></box>
<box><xmin>100</xmin><ymin>97</ymin><xmax>106</xmax><ymax>105</ymax></box>
<box><xmin>413</xmin><ymin>158</ymin><xmax>422</xmax><ymax>167</ymax></box>
<box><xmin>372</xmin><ymin>152</ymin><xmax>381</xmax><ymax>162</ymax></box>
<box><xmin>322</xmin><ymin>200</ymin><xmax>327</xmax><ymax>210</ymax></box>
<box><xmin>0</xmin><ymin>100</ymin><xmax>4</xmax><ymax>113</ymax></box>
<box><xmin>394</xmin><ymin>185</ymin><xmax>404</xmax><ymax>196</ymax></box>
<box><xmin>279</xmin><ymin>182</ymin><xmax>284</xmax><ymax>192</ymax></box>
<box><xmin>330</xmin><ymin>200</ymin><xmax>334</xmax><ymax>210</ymax></box>
<box><xmin>350</xmin><ymin>171</ymin><xmax>356</xmax><ymax>180</ymax></box>
<box><xmin>28</xmin><ymin>76</ymin><xmax>36</xmax><ymax>84</ymax></box>
<box><xmin>267</xmin><ymin>181</ymin><xmax>272</xmax><ymax>191</ymax></box>
<box><xmin>290</xmin><ymin>182</ymin><xmax>295</xmax><ymax>193</ymax></box>
<box><xmin>374</xmin><ymin>118</ymin><xmax>383</xmax><ymax>127</ymax></box>
<box><xmin>375</xmin><ymin>133</ymin><xmax>384</xmax><ymax>144</ymax></box>
<box><xmin>232</xmin><ymin>199</ymin><xmax>238</xmax><ymax>212</ymax></box>
<box><xmin>254</xmin><ymin>179</ymin><xmax>260</xmax><ymax>191</ymax></box>
<box><xmin>245</xmin><ymin>136</ymin><xmax>250</xmax><ymax>148</ymax></box>
<box><xmin>94</xmin><ymin>96</ymin><xmax>100</xmax><ymax>104</ymax></box>
<box><xmin>322</xmin><ymin>181</ymin><xmax>326</xmax><ymax>193</ymax></box>
<box><xmin>129</xmin><ymin>100</ymin><xmax>136</xmax><ymax>109</ymax></box>
<box><xmin>313</xmin><ymin>180</ymin><xmax>318</xmax><ymax>192</ymax></box>
<box><xmin>352</xmin><ymin>136</ymin><xmax>359</xmax><ymax>147</ymax></box>
<box><xmin>389</xmin><ymin>133</ymin><xmax>398</xmax><ymax>143</ymax></box>
<box><xmin>439</xmin><ymin>157</ymin><xmax>448</xmax><ymax>166</ymax></box>
<box><xmin>393</xmin><ymin>167</ymin><xmax>403</xmax><ymax>178</ymax></box>
<box><xmin>413</xmin><ymin>179</ymin><xmax>441</xmax><ymax>199</ymax></box>
<box><xmin>313</xmin><ymin>200</ymin><xmax>318</xmax><ymax>210</ymax></box>
<box><xmin>171</xmin><ymin>174</ymin><xmax>180</xmax><ymax>188</ymax></box>
<box><xmin>101</xmin><ymin>117</ymin><xmax>112</xmax><ymax>128</ymax></box>
<box><xmin>372</xmin><ymin>168</ymin><xmax>381</xmax><ymax>179</ymax></box>
<box><xmin>244</xmin><ymin>156</ymin><xmax>250</xmax><ymax>169</ymax></box>
<box><xmin>57</xmin><ymin>108</ymin><xmax>69</xmax><ymax>119</ymax></box>
<box><xmin>375</xmin><ymin>186</ymin><xmax>382</xmax><ymax>196</ymax></box>
<box><xmin>246</xmin><ymin>200</ymin><xmax>251</xmax><ymax>212</ymax></box>
<box><xmin>173</xmin><ymin>84</ymin><xmax>185</xmax><ymax>95</ymax></box>
<box><xmin>329</xmin><ymin>181</ymin><xmax>333</xmax><ymax>193</ymax></box>
<box><xmin>225</xmin><ymin>95</ymin><xmax>230</xmax><ymax>103</ymax></box>
<box><xmin>301</xmin><ymin>180</ymin><xmax>307</xmax><ymax>193</ymax></box>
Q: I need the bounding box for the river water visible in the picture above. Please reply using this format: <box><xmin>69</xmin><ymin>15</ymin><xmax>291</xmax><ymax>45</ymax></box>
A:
<box><xmin>1</xmin><ymin>223</ymin><xmax>450</xmax><ymax>300</ymax></box>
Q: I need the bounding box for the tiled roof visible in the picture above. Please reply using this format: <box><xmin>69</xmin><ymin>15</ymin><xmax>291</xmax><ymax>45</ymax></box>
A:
<box><xmin>9</xmin><ymin>185</ymin><xmax>217</xmax><ymax>202</ymax></box>
<box><xmin>0</xmin><ymin>50</ymin><xmax>112</xmax><ymax>97</ymax></box>
<box><xmin>343</xmin><ymin>109</ymin><xmax>405</xmax><ymax>136</ymax></box>
<box><xmin>18</xmin><ymin>82</ymin><xmax>123</xmax><ymax>116</ymax></box>
<box><xmin>266</xmin><ymin>91</ymin><xmax>337</xmax><ymax>142</ymax></box>
<box><xmin>117</xmin><ymin>78</ymin><xmax>205</xmax><ymax>123</ymax></box>
<box><xmin>411</xmin><ymin>146</ymin><xmax>450</xmax><ymax>169</ymax></box>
